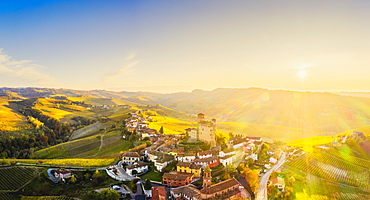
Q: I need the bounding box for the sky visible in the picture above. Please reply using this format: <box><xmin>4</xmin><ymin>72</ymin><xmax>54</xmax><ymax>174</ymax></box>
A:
<box><xmin>0</xmin><ymin>0</ymin><xmax>370</xmax><ymax>93</ymax></box>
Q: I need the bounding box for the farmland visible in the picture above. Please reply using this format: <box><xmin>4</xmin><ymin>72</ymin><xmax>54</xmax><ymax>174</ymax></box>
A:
<box><xmin>0</xmin><ymin>166</ymin><xmax>44</xmax><ymax>192</ymax></box>
<box><xmin>35</xmin><ymin>131</ymin><xmax>132</xmax><ymax>159</ymax></box>
<box><xmin>284</xmin><ymin>144</ymin><xmax>370</xmax><ymax>199</ymax></box>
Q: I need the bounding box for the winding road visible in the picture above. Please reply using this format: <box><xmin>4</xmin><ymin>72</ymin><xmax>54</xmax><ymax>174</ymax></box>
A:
<box><xmin>255</xmin><ymin>152</ymin><xmax>286</xmax><ymax>200</ymax></box>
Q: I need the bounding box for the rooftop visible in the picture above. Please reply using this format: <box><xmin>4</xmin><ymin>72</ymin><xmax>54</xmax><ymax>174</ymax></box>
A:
<box><xmin>200</xmin><ymin>178</ymin><xmax>240</xmax><ymax>194</ymax></box>
<box><xmin>163</xmin><ymin>171</ymin><xmax>193</xmax><ymax>181</ymax></box>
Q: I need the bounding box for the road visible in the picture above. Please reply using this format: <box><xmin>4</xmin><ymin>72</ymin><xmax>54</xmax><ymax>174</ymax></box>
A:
<box><xmin>255</xmin><ymin>152</ymin><xmax>286</xmax><ymax>200</ymax></box>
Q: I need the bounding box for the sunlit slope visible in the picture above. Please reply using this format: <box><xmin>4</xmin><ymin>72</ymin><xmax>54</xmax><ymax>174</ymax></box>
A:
<box><xmin>35</xmin><ymin>131</ymin><xmax>131</xmax><ymax>158</ymax></box>
<box><xmin>284</xmin><ymin>145</ymin><xmax>370</xmax><ymax>200</ymax></box>
<box><xmin>0</xmin><ymin>98</ymin><xmax>29</xmax><ymax>131</ymax></box>
<box><xmin>151</xmin><ymin>88</ymin><xmax>370</xmax><ymax>139</ymax></box>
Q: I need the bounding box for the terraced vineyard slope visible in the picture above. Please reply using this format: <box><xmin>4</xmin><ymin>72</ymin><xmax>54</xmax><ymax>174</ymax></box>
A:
<box><xmin>284</xmin><ymin>144</ymin><xmax>370</xmax><ymax>200</ymax></box>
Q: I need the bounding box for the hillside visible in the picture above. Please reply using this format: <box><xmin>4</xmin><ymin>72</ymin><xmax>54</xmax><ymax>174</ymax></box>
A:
<box><xmin>284</xmin><ymin>143</ymin><xmax>370</xmax><ymax>199</ymax></box>
<box><xmin>2</xmin><ymin>87</ymin><xmax>370</xmax><ymax>140</ymax></box>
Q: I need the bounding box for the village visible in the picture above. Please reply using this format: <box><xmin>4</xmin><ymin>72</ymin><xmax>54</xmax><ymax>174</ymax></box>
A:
<box><xmin>47</xmin><ymin>110</ymin><xmax>368</xmax><ymax>200</ymax></box>
<box><xmin>103</xmin><ymin>112</ymin><xmax>286</xmax><ymax>200</ymax></box>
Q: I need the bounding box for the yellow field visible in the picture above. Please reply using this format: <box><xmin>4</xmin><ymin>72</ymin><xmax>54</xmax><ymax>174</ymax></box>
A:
<box><xmin>12</xmin><ymin>158</ymin><xmax>116</xmax><ymax>167</ymax></box>
<box><xmin>148</xmin><ymin>115</ymin><xmax>195</xmax><ymax>135</ymax></box>
<box><xmin>0</xmin><ymin>98</ymin><xmax>28</xmax><ymax>131</ymax></box>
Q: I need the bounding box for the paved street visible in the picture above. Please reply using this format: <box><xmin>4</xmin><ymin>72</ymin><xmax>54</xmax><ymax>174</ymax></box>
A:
<box><xmin>255</xmin><ymin>152</ymin><xmax>286</xmax><ymax>200</ymax></box>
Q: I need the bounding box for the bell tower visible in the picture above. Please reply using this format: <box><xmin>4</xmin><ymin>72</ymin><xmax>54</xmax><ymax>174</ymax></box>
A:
<box><xmin>202</xmin><ymin>166</ymin><xmax>212</xmax><ymax>188</ymax></box>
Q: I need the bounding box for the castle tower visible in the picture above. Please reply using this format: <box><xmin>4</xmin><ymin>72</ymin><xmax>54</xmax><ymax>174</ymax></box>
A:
<box><xmin>197</xmin><ymin>114</ymin><xmax>216</xmax><ymax>147</ymax></box>
<box><xmin>202</xmin><ymin>166</ymin><xmax>212</xmax><ymax>188</ymax></box>
<box><xmin>198</xmin><ymin>113</ymin><xmax>205</xmax><ymax>121</ymax></box>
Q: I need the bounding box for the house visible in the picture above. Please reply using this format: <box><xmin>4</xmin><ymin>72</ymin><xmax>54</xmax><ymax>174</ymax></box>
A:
<box><xmin>171</xmin><ymin>184</ymin><xmax>201</xmax><ymax>200</ymax></box>
<box><xmin>197</xmin><ymin>150</ymin><xmax>213</xmax><ymax>159</ymax></box>
<box><xmin>162</xmin><ymin>171</ymin><xmax>194</xmax><ymax>187</ymax></box>
<box><xmin>269</xmin><ymin>157</ymin><xmax>277</xmax><ymax>164</ymax></box>
<box><xmin>154</xmin><ymin>154</ymin><xmax>174</xmax><ymax>172</ymax></box>
<box><xmin>220</xmin><ymin>155</ymin><xmax>234</xmax><ymax>166</ymax></box>
<box><xmin>54</xmin><ymin>169</ymin><xmax>71</xmax><ymax>179</ymax></box>
<box><xmin>219</xmin><ymin>149</ymin><xmax>235</xmax><ymax>158</ymax></box>
<box><xmin>126</xmin><ymin>161</ymin><xmax>148</xmax><ymax>176</ymax></box>
<box><xmin>351</xmin><ymin>131</ymin><xmax>366</xmax><ymax>140</ymax></box>
<box><xmin>246</xmin><ymin>137</ymin><xmax>263</xmax><ymax>144</ymax></box>
<box><xmin>147</xmin><ymin>150</ymin><xmax>175</xmax><ymax>172</ymax></box>
<box><xmin>233</xmin><ymin>142</ymin><xmax>245</xmax><ymax>149</ymax></box>
<box><xmin>194</xmin><ymin>156</ymin><xmax>220</xmax><ymax>168</ymax></box>
<box><xmin>271</xmin><ymin>177</ymin><xmax>285</xmax><ymax>190</ymax></box>
<box><xmin>176</xmin><ymin>153</ymin><xmax>196</xmax><ymax>163</ymax></box>
<box><xmin>152</xmin><ymin>187</ymin><xmax>167</xmax><ymax>200</ymax></box>
<box><xmin>176</xmin><ymin>162</ymin><xmax>202</xmax><ymax>177</ymax></box>
<box><xmin>171</xmin><ymin>166</ymin><xmax>251</xmax><ymax>200</ymax></box>
<box><xmin>122</xmin><ymin>152</ymin><xmax>141</xmax><ymax>164</ymax></box>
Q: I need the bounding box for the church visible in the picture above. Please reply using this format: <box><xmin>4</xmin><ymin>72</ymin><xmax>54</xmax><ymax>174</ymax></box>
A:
<box><xmin>171</xmin><ymin>166</ymin><xmax>251</xmax><ymax>200</ymax></box>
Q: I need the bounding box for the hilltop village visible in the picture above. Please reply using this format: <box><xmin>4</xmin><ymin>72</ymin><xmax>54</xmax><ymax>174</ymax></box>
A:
<box><xmin>99</xmin><ymin>112</ymin><xmax>286</xmax><ymax>200</ymax></box>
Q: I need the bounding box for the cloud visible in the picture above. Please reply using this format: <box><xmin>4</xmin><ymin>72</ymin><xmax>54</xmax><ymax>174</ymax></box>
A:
<box><xmin>104</xmin><ymin>52</ymin><xmax>139</xmax><ymax>81</ymax></box>
<box><xmin>0</xmin><ymin>49</ymin><xmax>56</xmax><ymax>85</ymax></box>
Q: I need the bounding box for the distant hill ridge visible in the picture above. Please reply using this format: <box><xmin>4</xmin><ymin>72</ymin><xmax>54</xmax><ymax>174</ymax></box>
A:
<box><xmin>2</xmin><ymin>87</ymin><xmax>370</xmax><ymax>140</ymax></box>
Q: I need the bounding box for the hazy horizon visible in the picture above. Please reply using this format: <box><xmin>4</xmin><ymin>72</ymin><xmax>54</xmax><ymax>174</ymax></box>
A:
<box><xmin>1</xmin><ymin>0</ymin><xmax>370</xmax><ymax>93</ymax></box>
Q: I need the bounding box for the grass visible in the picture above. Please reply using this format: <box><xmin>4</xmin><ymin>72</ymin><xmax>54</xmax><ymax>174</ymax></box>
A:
<box><xmin>141</xmin><ymin>163</ymin><xmax>162</xmax><ymax>182</ymax></box>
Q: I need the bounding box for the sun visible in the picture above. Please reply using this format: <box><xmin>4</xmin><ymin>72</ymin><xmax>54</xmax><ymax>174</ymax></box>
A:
<box><xmin>297</xmin><ymin>69</ymin><xmax>308</xmax><ymax>80</ymax></box>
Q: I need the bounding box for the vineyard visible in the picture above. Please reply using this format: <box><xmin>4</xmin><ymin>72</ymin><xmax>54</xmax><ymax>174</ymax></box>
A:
<box><xmin>21</xmin><ymin>196</ymin><xmax>75</xmax><ymax>200</ymax></box>
<box><xmin>285</xmin><ymin>146</ymin><xmax>370</xmax><ymax>200</ymax></box>
<box><xmin>0</xmin><ymin>166</ymin><xmax>44</xmax><ymax>192</ymax></box>
<box><xmin>0</xmin><ymin>192</ymin><xmax>19</xmax><ymax>200</ymax></box>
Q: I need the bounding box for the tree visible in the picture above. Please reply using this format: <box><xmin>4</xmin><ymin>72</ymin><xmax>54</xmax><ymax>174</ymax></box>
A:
<box><xmin>159</xmin><ymin>126</ymin><xmax>164</xmax><ymax>134</ymax></box>
<box><xmin>144</xmin><ymin>179</ymin><xmax>152</xmax><ymax>190</ymax></box>
<box><xmin>70</xmin><ymin>174</ymin><xmax>77</xmax><ymax>183</ymax></box>
<box><xmin>84</xmin><ymin>173</ymin><xmax>91</xmax><ymax>181</ymax></box>
<box><xmin>242</xmin><ymin>168</ymin><xmax>259</xmax><ymax>193</ymax></box>
<box><xmin>100</xmin><ymin>189</ymin><xmax>120</xmax><ymax>200</ymax></box>
<box><xmin>222</xmin><ymin>172</ymin><xmax>231</xmax><ymax>180</ymax></box>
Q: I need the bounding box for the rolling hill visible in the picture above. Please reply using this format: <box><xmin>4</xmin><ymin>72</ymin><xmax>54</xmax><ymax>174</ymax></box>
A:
<box><xmin>2</xmin><ymin>87</ymin><xmax>370</xmax><ymax>140</ymax></box>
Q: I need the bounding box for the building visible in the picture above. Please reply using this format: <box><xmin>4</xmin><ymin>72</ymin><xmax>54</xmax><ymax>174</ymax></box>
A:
<box><xmin>220</xmin><ymin>155</ymin><xmax>234</xmax><ymax>166</ymax></box>
<box><xmin>176</xmin><ymin>162</ymin><xmax>202</xmax><ymax>177</ymax></box>
<box><xmin>54</xmin><ymin>169</ymin><xmax>71</xmax><ymax>179</ymax></box>
<box><xmin>185</xmin><ymin>128</ymin><xmax>198</xmax><ymax>139</ymax></box>
<box><xmin>122</xmin><ymin>152</ymin><xmax>141</xmax><ymax>164</ymax></box>
<box><xmin>176</xmin><ymin>153</ymin><xmax>196</xmax><ymax>163</ymax></box>
<box><xmin>162</xmin><ymin>171</ymin><xmax>194</xmax><ymax>187</ymax></box>
<box><xmin>171</xmin><ymin>166</ymin><xmax>250</xmax><ymax>200</ymax></box>
<box><xmin>271</xmin><ymin>177</ymin><xmax>285</xmax><ymax>190</ymax></box>
<box><xmin>126</xmin><ymin>161</ymin><xmax>148</xmax><ymax>176</ymax></box>
<box><xmin>197</xmin><ymin>114</ymin><xmax>217</xmax><ymax>147</ymax></box>
<box><xmin>194</xmin><ymin>156</ymin><xmax>220</xmax><ymax>168</ymax></box>
<box><xmin>152</xmin><ymin>187</ymin><xmax>167</xmax><ymax>200</ymax></box>
<box><xmin>187</xmin><ymin>114</ymin><xmax>217</xmax><ymax>147</ymax></box>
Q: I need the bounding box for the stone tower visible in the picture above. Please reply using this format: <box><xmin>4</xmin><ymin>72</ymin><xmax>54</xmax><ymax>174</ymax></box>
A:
<box><xmin>202</xmin><ymin>166</ymin><xmax>212</xmax><ymax>188</ymax></box>
<box><xmin>197</xmin><ymin>114</ymin><xmax>216</xmax><ymax>147</ymax></box>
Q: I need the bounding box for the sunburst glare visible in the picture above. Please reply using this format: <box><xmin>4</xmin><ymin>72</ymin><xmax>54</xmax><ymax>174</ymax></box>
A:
<box><xmin>297</xmin><ymin>69</ymin><xmax>308</xmax><ymax>80</ymax></box>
